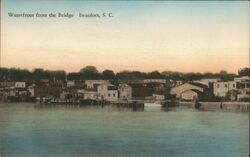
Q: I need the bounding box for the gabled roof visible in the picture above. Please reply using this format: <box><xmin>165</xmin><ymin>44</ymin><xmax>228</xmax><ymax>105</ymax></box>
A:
<box><xmin>182</xmin><ymin>89</ymin><xmax>203</xmax><ymax>94</ymax></box>
<box><xmin>189</xmin><ymin>82</ymin><xmax>208</xmax><ymax>89</ymax></box>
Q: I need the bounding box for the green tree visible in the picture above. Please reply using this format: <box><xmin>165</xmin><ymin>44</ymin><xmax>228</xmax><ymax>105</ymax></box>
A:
<box><xmin>147</xmin><ymin>71</ymin><xmax>164</xmax><ymax>79</ymax></box>
<box><xmin>32</xmin><ymin>68</ymin><xmax>50</xmax><ymax>81</ymax></box>
<box><xmin>161</xmin><ymin>71</ymin><xmax>184</xmax><ymax>80</ymax></box>
<box><xmin>219</xmin><ymin>70</ymin><xmax>235</xmax><ymax>81</ymax></box>
<box><xmin>102</xmin><ymin>70</ymin><xmax>116</xmax><ymax>80</ymax></box>
<box><xmin>238</xmin><ymin>67</ymin><xmax>250</xmax><ymax>76</ymax></box>
<box><xmin>49</xmin><ymin>70</ymin><xmax>66</xmax><ymax>81</ymax></box>
<box><xmin>67</xmin><ymin>72</ymin><xmax>81</xmax><ymax>80</ymax></box>
<box><xmin>80</xmin><ymin>66</ymin><xmax>101</xmax><ymax>79</ymax></box>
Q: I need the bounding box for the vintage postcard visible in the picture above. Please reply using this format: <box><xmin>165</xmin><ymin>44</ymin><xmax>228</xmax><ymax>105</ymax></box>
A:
<box><xmin>0</xmin><ymin>1</ymin><xmax>249</xmax><ymax>157</ymax></box>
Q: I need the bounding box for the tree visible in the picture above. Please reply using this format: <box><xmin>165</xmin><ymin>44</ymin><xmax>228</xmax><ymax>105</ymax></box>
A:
<box><xmin>49</xmin><ymin>70</ymin><xmax>66</xmax><ymax>81</ymax></box>
<box><xmin>219</xmin><ymin>70</ymin><xmax>235</xmax><ymax>81</ymax></box>
<box><xmin>238</xmin><ymin>67</ymin><xmax>250</xmax><ymax>76</ymax></box>
<box><xmin>147</xmin><ymin>71</ymin><xmax>164</xmax><ymax>79</ymax></box>
<box><xmin>32</xmin><ymin>68</ymin><xmax>50</xmax><ymax>80</ymax></box>
<box><xmin>67</xmin><ymin>72</ymin><xmax>81</xmax><ymax>80</ymax></box>
<box><xmin>79</xmin><ymin>66</ymin><xmax>101</xmax><ymax>79</ymax></box>
<box><xmin>102</xmin><ymin>70</ymin><xmax>116</xmax><ymax>80</ymax></box>
<box><xmin>116</xmin><ymin>70</ymin><xmax>132</xmax><ymax>80</ymax></box>
<box><xmin>8</xmin><ymin>68</ymin><xmax>31</xmax><ymax>81</ymax></box>
<box><xmin>116</xmin><ymin>70</ymin><xmax>147</xmax><ymax>80</ymax></box>
<box><xmin>182</xmin><ymin>72</ymin><xmax>202</xmax><ymax>81</ymax></box>
<box><xmin>162</xmin><ymin>71</ymin><xmax>184</xmax><ymax>80</ymax></box>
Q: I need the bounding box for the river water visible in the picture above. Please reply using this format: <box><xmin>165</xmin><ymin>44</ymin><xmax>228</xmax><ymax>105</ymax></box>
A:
<box><xmin>0</xmin><ymin>103</ymin><xmax>249</xmax><ymax>157</ymax></box>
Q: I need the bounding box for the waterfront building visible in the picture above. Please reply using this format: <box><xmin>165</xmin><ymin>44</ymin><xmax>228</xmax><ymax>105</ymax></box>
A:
<box><xmin>97</xmin><ymin>83</ymin><xmax>118</xmax><ymax>101</ymax></box>
<box><xmin>14</xmin><ymin>82</ymin><xmax>26</xmax><ymax>89</ymax></box>
<box><xmin>27</xmin><ymin>84</ymin><xmax>35</xmax><ymax>97</ymax></box>
<box><xmin>118</xmin><ymin>83</ymin><xmax>132</xmax><ymax>100</ymax></box>
<box><xmin>180</xmin><ymin>89</ymin><xmax>202</xmax><ymax>101</ymax></box>
<box><xmin>67</xmin><ymin>80</ymin><xmax>84</xmax><ymax>88</ymax></box>
<box><xmin>235</xmin><ymin>76</ymin><xmax>250</xmax><ymax>101</ymax></box>
<box><xmin>85</xmin><ymin>80</ymin><xmax>109</xmax><ymax>88</ymax></box>
<box><xmin>170</xmin><ymin>83</ymin><xmax>207</xmax><ymax>99</ymax></box>
<box><xmin>0</xmin><ymin>81</ymin><xmax>15</xmax><ymax>88</ymax></box>
<box><xmin>213</xmin><ymin>81</ymin><xmax>236</xmax><ymax>97</ymax></box>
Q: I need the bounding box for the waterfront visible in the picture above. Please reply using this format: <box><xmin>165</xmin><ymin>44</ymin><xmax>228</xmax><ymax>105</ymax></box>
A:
<box><xmin>0</xmin><ymin>103</ymin><xmax>249</xmax><ymax>157</ymax></box>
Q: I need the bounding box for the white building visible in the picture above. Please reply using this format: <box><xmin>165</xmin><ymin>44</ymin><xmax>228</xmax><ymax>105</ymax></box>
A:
<box><xmin>85</xmin><ymin>80</ymin><xmax>109</xmax><ymax>88</ymax></box>
<box><xmin>213</xmin><ymin>81</ymin><xmax>236</xmax><ymax>97</ymax></box>
<box><xmin>118</xmin><ymin>84</ymin><xmax>132</xmax><ymax>100</ymax></box>
<box><xmin>27</xmin><ymin>85</ymin><xmax>35</xmax><ymax>97</ymax></box>
<box><xmin>234</xmin><ymin>76</ymin><xmax>250</xmax><ymax>101</ymax></box>
<box><xmin>97</xmin><ymin>83</ymin><xmax>118</xmax><ymax>101</ymax></box>
<box><xmin>15</xmin><ymin>82</ymin><xmax>26</xmax><ymax>89</ymax></box>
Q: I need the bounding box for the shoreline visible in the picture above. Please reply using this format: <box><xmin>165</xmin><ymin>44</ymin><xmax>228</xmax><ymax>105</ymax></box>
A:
<box><xmin>1</xmin><ymin>100</ymin><xmax>249</xmax><ymax>112</ymax></box>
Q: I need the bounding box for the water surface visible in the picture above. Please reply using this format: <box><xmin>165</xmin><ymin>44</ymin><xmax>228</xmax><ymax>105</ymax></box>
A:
<box><xmin>0</xmin><ymin>103</ymin><xmax>249</xmax><ymax>157</ymax></box>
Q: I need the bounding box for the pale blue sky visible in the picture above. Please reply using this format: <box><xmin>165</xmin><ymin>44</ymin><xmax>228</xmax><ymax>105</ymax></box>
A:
<box><xmin>1</xmin><ymin>0</ymin><xmax>249</xmax><ymax>73</ymax></box>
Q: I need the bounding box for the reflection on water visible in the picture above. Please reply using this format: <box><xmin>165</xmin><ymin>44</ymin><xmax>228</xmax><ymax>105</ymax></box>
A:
<box><xmin>0</xmin><ymin>103</ymin><xmax>249</xmax><ymax>157</ymax></box>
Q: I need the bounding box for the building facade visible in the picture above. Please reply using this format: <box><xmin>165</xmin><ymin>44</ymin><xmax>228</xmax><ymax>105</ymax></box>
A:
<box><xmin>180</xmin><ymin>89</ymin><xmax>202</xmax><ymax>101</ymax></box>
<box><xmin>118</xmin><ymin>84</ymin><xmax>132</xmax><ymax>100</ymax></box>
<box><xmin>213</xmin><ymin>81</ymin><xmax>237</xmax><ymax>97</ymax></box>
<box><xmin>170</xmin><ymin>83</ymin><xmax>205</xmax><ymax>98</ymax></box>
<box><xmin>97</xmin><ymin>84</ymin><xmax>118</xmax><ymax>101</ymax></box>
<box><xmin>85</xmin><ymin>80</ymin><xmax>109</xmax><ymax>88</ymax></box>
<box><xmin>235</xmin><ymin>76</ymin><xmax>250</xmax><ymax>101</ymax></box>
<box><xmin>15</xmin><ymin>82</ymin><xmax>26</xmax><ymax>89</ymax></box>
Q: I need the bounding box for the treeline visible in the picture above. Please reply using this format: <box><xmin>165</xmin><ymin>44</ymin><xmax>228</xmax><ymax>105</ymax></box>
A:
<box><xmin>0</xmin><ymin>66</ymin><xmax>249</xmax><ymax>81</ymax></box>
<box><xmin>0</xmin><ymin>68</ymin><xmax>66</xmax><ymax>81</ymax></box>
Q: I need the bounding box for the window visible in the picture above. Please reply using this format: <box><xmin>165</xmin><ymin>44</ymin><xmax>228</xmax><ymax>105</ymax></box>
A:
<box><xmin>108</xmin><ymin>93</ymin><xmax>111</xmax><ymax>97</ymax></box>
<box><xmin>217</xmin><ymin>84</ymin><xmax>220</xmax><ymax>88</ymax></box>
<box><xmin>233</xmin><ymin>84</ymin><xmax>235</xmax><ymax>88</ymax></box>
<box><xmin>113</xmin><ymin>93</ymin><xmax>116</xmax><ymax>97</ymax></box>
<box><xmin>225</xmin><ymin>84</ymin><xmax>227</xmax><ymax>88</ymax></box>
<box><xmin>247</xmin><ymin>83</ymin><xmax>250</xmax><ymax>88</ymax></box>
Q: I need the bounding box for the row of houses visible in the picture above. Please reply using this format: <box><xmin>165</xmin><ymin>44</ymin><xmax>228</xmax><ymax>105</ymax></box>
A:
<box><xmin>0</xmin><ymin>76</ymin><xmax>249</xmax><ymax>102</ymax></box>
<box><xmin>77</xmin><ymin>82</ymin><xmax>132</xmax><ymax>101</ymax></box>
<box><xmin>0</xmin><ymin>81</ymin><xmax>35</xmax><ymax>102</ymax></box>
<box><xmin>170</xmin><ymin>76</ymin><xmax>250</xmax><ymax>101</ymax></box>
